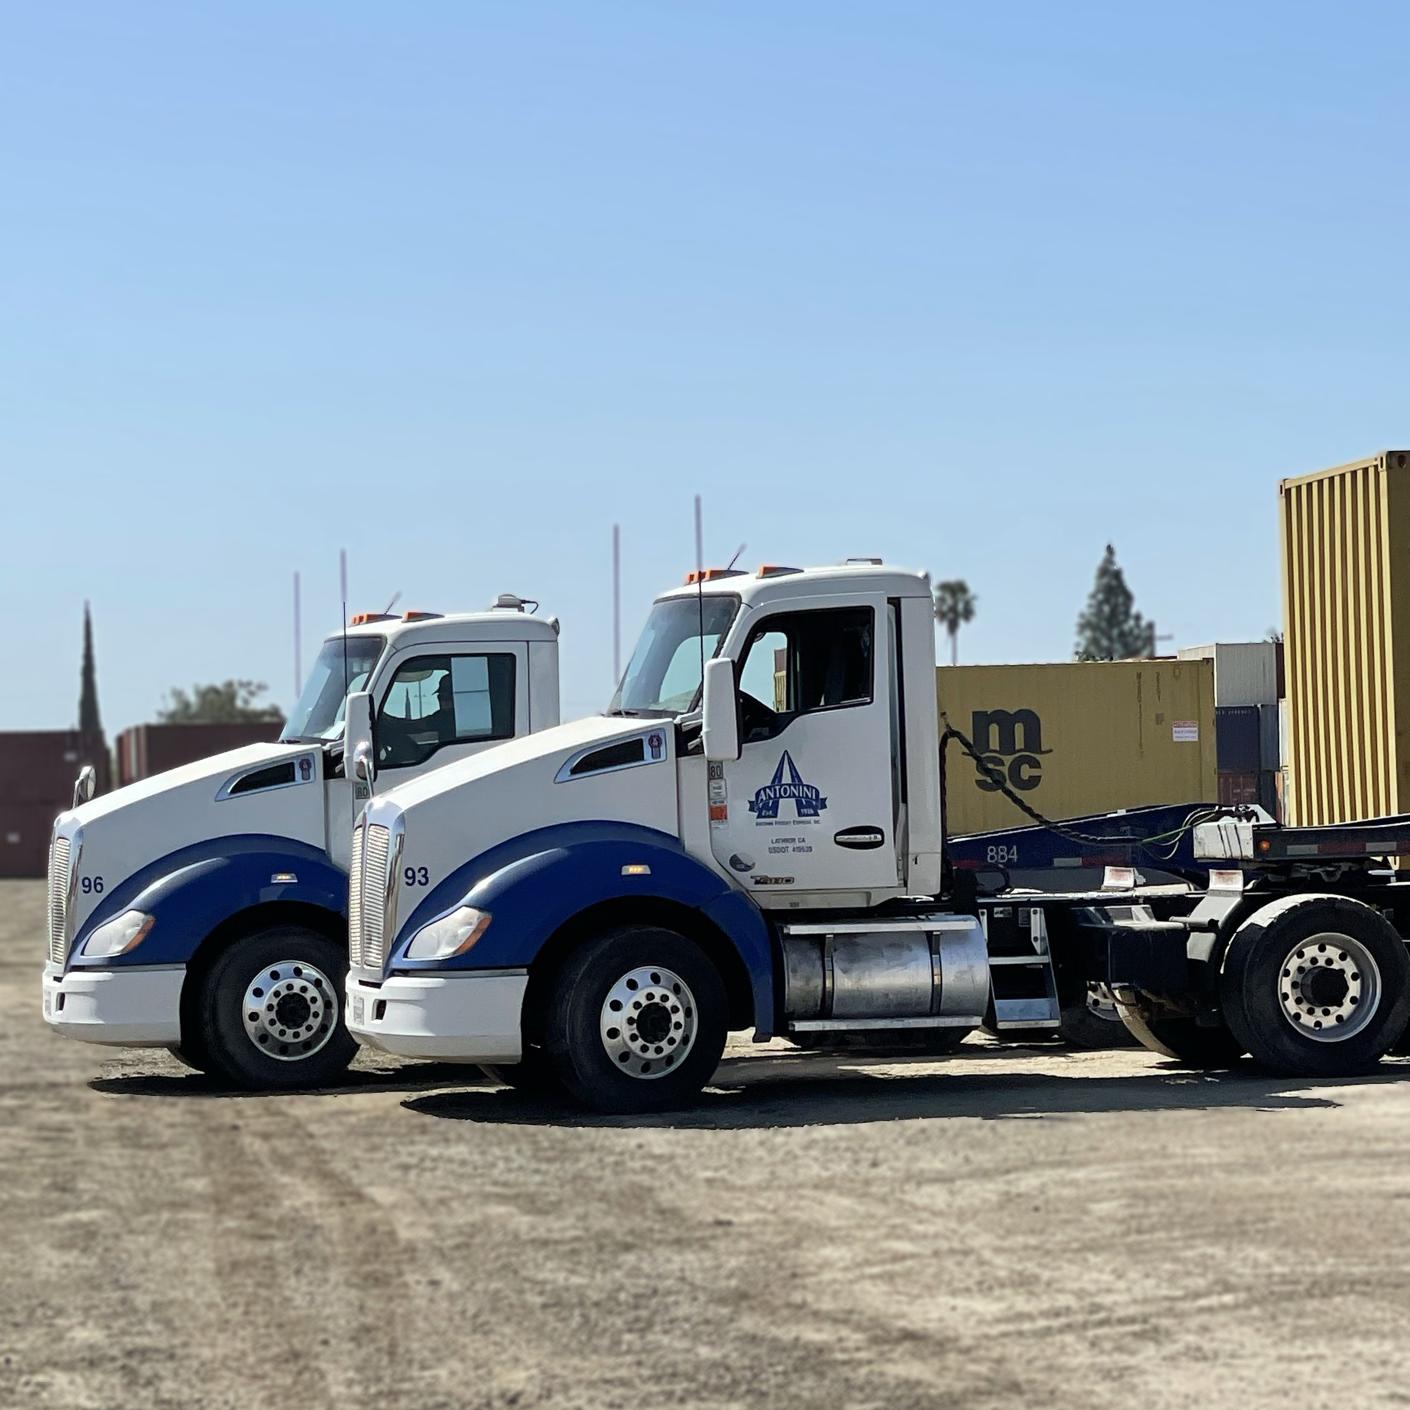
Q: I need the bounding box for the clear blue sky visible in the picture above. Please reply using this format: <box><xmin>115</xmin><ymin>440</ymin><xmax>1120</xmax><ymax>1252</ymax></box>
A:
<box><xmin>4</xmin><ymin>2</ymin><xmax>1408</xmax><ymax>733</ymax></box>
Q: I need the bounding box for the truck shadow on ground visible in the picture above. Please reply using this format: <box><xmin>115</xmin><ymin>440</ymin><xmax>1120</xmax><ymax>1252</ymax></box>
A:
<box><xmin>89</xmin><ymin>1062</ymin><xmax>494</xmax><ymax>1099</ymax></box>
<box><xmin>402</xmin><ymin>1047</ymin><xmax>1404</xmax><ymax>1130</ymax></box>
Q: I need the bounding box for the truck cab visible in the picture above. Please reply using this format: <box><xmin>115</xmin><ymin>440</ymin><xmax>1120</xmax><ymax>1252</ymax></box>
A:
<box><xmin>42</xmin><ymin>598</ymin><xmax>560</xmax><ymax>1089</ymax></box>
<box><xmin>344</xmin><ymin>563</ymin><xmax>988</xmax><ymax>1110</ymax></box>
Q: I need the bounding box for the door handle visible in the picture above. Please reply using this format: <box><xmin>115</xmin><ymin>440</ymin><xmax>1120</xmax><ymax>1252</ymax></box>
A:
<box><xmin>834</xmin><ymin>826</ymin><xmax>885</xmax><ymax>850</ymax></box>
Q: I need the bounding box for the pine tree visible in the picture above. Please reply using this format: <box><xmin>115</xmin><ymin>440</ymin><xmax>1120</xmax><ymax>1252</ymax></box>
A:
<box><xmin>78</xmin><ymin>602</ymin><xmax>103</xmax><ymax>736</ymax></box>
<box><xmin>933</xmin><ymin>580</ymin><xmax>977</xmax><ymax>667</ymax></box>
<box><xmin>1074</xmin><ymin>545</ymin><xmax>1154</xmax><ymax>660</ymax></box>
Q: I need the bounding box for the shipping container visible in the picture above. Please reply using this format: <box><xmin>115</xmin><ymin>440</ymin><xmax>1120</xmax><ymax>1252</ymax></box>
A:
<box><xmin>1177</xmin><ymin>642</ymin><xmax>1279</xmax><ymax>708</ymax></box>
<box><xmin>0</xmin><ymin>731</ymin><xmax>109</xmax><ymax>878</ymax></box>
<box><xmin>1280</xmin><ymin>449</ymin><xmax>1410</xmax><ymax>825</ymax></box>
<box><xmin>1217</xmin><ymin>772</ymin><xmax>1260</xmax><ymax>807</ymax></box>
<box><xmin>115</xmin><ymin>720</ymin><xmax>285</xmax><ymax>786</ymax></box>
<box><xmin>1215</xmin><ymin>706</ymin><xmax>1262</xmax><ymax>774</ymax></box>
<box><xmin>936</xmin><ymin>659</ymin><xmax>1217</xmax><ymax>837</ymax></box>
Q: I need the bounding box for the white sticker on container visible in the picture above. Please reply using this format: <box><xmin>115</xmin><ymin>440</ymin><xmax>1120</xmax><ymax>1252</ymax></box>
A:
<box><xmin>1173</xmin><ymin>721</ymin><xmax>1199</xmax><ymax>742</ymax></box>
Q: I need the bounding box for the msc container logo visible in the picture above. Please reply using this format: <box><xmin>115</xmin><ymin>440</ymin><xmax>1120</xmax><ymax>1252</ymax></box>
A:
<box><xmin>971</xmin><ymin>709</ymin><xmax>1051</xmax><ymax>793</ymax></box>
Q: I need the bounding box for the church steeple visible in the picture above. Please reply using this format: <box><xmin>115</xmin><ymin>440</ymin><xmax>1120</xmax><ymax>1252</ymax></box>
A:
<box><xmin>78</xmin><ymin>602</ymin><xmax>102</xmax><ymax>737</ymax></box>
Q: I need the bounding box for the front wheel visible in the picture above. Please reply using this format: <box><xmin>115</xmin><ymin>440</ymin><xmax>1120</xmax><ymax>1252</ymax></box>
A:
<box><xmin>1220</xmin><ymin>896</ymin><xmax>1410</xmax><ymax>1078</ymax></box>
<box><xmin>196</xmin><ymin>926</ymin><xmax>356</xmax><ymax>1091</ymax></box>
<box><xmin>545</xmin><ymin>926</ymin><xmax>728</xmax><ymax>1114</ymax></box>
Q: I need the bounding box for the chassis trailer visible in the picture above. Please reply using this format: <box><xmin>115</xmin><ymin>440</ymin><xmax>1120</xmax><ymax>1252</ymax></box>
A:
<box><xmin>41</xmin><ymin>597</ymin><xmax>562</xmax><ymax>1090</ymax></box>
<box><xmin>340</xmin><ymin>560</ymin><xmax>1410</xmax><ymax>1113</ymax></box>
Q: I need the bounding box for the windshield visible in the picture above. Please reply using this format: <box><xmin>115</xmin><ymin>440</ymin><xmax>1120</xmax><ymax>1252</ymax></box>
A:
<box><xmin>281</xmin><ymin>635</ymin><xmax>385</xmax><ymax>743</ymax></box>
<box><xmin>608</xmin><ymin>595</ymin><xmax>738</xmax><ymax>717</ymax></box>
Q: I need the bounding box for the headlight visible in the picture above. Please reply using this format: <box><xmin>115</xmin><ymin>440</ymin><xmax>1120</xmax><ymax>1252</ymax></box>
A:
<box><xmin>404</xmin><ymin>906</ymin><xmax>492</xmax><ymax>960</ymax></box>
<box><xmin>80</xmin><ymin>910</ymin><xmax>155</xmax><ymax>958</ymax></box>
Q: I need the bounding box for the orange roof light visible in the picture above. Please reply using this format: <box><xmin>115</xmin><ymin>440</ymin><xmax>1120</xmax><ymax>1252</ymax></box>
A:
<box><xmin>757</xmin><ymin>565</ymin><xmax>802</xmax><ymax>578</ymax></box>
<box><xmin>684</xmin><ymin>568</ymin><xmax>745</xmax><ymax>585</ymax></box>
<box><xmin>402</xmin><ymin>610</ymin><xmax>444</xmax><ymax>621</ymax></box>
<box><xmin>349</xmin><ymin>612</ymin><xmax>395</xmax><ymax>626</ymax></box>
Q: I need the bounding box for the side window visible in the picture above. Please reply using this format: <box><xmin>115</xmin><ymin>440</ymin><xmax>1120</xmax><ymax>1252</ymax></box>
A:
<box><xmin>735</xmin><ymin>608</ymin><xmax>873</xmax><ymax>742</ymax></box>
<box><xmin>376</xmin><ymin>653</ymin><xmax>516</xmax><ymax>768</ymax></box>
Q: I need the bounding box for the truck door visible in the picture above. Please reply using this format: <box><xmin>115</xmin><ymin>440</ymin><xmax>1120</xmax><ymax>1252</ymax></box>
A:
<box><xmin>709</xmin><ymin>595</ymin><xmax>900</xmax><ymax>899</ymax></box>
<box><xmin>326</xmin><ymin>643</ymin><xmax>528</xmax><ymax>868</ymax></box>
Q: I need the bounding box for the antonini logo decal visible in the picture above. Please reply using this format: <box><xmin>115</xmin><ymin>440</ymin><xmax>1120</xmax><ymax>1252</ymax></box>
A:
<box><xmin>749</xmin><ymin>751</ymin><xmax>827</xmax><ymax>821</ymax></box>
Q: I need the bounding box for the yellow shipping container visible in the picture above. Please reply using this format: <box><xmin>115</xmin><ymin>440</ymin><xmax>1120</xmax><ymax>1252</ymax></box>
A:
<box><xmin>1280</xmin><ymin>449</ymin><xmax>1410</xmax><ymax>825</ymax></box>
<box><xmin>936</xmin><ymin>661</ymin><xmax>1217</xmax><ymax>836</ymax></box>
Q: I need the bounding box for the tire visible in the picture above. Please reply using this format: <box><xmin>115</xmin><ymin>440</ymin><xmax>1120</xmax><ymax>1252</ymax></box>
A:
<box><xmin>481</xmin><ymin>1045</ymin><xmax>566</xmax><ymax>1098</ymax></box>
<box><xmin>166</xmin><ymin>1044</ymin><xmax>209</xmax><ymax>1074</ymax></box>
<box><xmin>1057</xmin><ymin>981</ymin><xmax>1138</xmax><ymax>1050</ymax></box>
<box><xmin>544</xmin><ymin>926</ymin><xmax>728</xmax><ymax>1114</ymax></box>
<box><xmin>1219</xmin><ymin>895</ymin><xmax>1410</xmax><ymax>1078</ymax></box>
<box><xmin>196</xmin><ymin>926</ymin><xmax>356</xmax><ymax>1091</ymax></box>
<box><xmin>1117</xmin><ymin>996</ymin><xmax>1246</xmax><ymax>1068</ymax></box>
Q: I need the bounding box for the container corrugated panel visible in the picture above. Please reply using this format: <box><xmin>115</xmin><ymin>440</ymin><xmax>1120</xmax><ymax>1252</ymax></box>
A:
<box><xmin>0</xmin><ymin>802</ymin><xmax>65</xmax><ymax>879</ymax></box>
<box><xmin>116</xmin><ymin>721</ymin><xmax>285</xmax><ymax>783</ymax></box>
<box><xmin>1281</xmin><ymin>450</ymin><xmax>1410</xmax><ymax>825</ymax></box>
<box><xmin>936</xmin><ymin>659</ymin><xmax>1217</xmax><ymax>837</ymax></box>
<box><xmin>1215</xmin><ymin>706</ymin><xmax>1262</xmax><ymax>773</ymax></box>
<box><xmin>1218</xmin><ymin>772</ymin><xmax>1260</xmax><ymax>807</ymax></box>
<box><xmin>0</xmin><ymin>731</ymin><xmax>109</xmax><ymax>804</ymax></box>
<box><xmin>1178</xmin><ymin>643</ymin><xmax>1279</xmax><ymax>707</ymax></box>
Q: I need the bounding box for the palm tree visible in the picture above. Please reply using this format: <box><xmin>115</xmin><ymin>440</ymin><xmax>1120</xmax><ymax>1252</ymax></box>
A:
<box><xmin>934</xmin><ymin>580</ymin><xmax>977</xmax><ymax>667</ymax></box>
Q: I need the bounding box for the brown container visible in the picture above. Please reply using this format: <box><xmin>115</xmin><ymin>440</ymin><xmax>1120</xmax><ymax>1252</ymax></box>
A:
<box><xmin>1280</xmin><ymin>450</ymin><xmax>1410</xmax><ymax>825</ymax></box>
<box><xmin>115</xmin><ymin>721</ymin><xmax>285</xmax><ymax>786</ymax></box>
<box><xmin>937</xmin><ymin>659</ymin><xmax>1217</xmax><ymax>836</ymax></box>
<box><xmin>0</xmin><ymin>731</ymin><xmax>110</xmax><ymax>878</ymax></box>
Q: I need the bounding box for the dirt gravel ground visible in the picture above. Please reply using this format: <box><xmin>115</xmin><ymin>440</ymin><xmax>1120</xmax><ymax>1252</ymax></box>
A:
<box><xmin>6</xmin><ymin>878</ymin><xmax>1410</xmax><ymax>1409</ymax></box>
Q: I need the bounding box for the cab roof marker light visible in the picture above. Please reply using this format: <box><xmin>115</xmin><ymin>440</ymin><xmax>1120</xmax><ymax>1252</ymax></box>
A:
<box><xmin>402</xmin><ymin>610</ymin><xmax>444</xmax><ymax>621</ymax></box>
<box><xmin>349</xmin><ymin>612</ymin><xmax>397</xmax><ymax>626</ymax></box>
<box><xmin>757</xmin><ymin>565</ymin><xmax>802</xmax><ymax>578</ymax></box>
<box><xmin>684</xmin><ymin>568</ymin><xmax>746</xmax><ymax>585</ymax></box>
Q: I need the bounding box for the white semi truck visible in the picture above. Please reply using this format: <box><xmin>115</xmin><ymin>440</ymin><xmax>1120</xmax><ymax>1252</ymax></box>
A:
<box><xmin>41</xmin><ymin>598</ymin><xmax>560</xmax><ymax>1089</ymax></box>
<box><xmin>343</xmin><ymin>561</ymin><xmax>1410</xmax><ymax>1112</ymax></box>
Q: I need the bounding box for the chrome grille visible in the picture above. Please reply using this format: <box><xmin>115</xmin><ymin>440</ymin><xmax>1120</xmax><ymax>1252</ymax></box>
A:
<box><xmin>47</xmin><ymin>836</ymin><xmax>71</xmax><ymax>967</ymax></box>
<box><xmin>347</xmin><ymin>823</ymin><xmax>365</xmax><ymax>969</ymax></box>
<box><xmin>361</xmin><ymin>824</ymin><xmax>392</xmax><ymax>971</ymax></box>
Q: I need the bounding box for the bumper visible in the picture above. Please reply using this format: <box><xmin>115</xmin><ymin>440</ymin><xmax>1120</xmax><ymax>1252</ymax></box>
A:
<box><xmin>346</xmin><ymin>968</ymin><xmax>528</xmax><ymax>1063</ymax></box>
<box><xmin>42</xmin><ymin>962</ymin><xmax>185</xmax><ymax>1047</ymax></box>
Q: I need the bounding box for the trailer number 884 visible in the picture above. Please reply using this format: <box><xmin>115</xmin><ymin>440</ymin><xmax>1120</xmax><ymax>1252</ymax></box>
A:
<box><xmin>986</xmin><ymin>845</ymin><xmax>1019</xmax><ymax>865</ymax></box>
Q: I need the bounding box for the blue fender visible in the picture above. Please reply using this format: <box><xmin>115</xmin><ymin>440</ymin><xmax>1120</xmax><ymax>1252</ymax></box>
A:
<box><xmin>394</xmin><ymin>821</ymin><xmax>775</xmax><ymax>1035</ymax></box>
<box><xmin>69</xmin><ymin>835</ymin><xmax>346</xmax><ymax>968</ymax></box>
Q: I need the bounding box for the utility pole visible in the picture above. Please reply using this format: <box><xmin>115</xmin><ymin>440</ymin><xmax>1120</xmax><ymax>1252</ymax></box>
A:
<box><xmin>694</xmin><ymin>495</ymin><xmax>704</xmax><ymax>575</ymax></box>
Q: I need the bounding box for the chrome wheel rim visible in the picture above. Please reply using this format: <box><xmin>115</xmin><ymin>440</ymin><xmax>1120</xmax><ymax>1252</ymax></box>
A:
<box><xmin>1086</xmin><ymin>982</ymin><xmax>1124</xmax><ymax>1024</ymax></box>
<box><xmin>241</xmin><ymin>960</ymin><xmax>337</xmax><ymax>1061</ymax></box>
<box><xmin>599</xmin><ymin>965</ymin><xmax>697</xmax><ymax>1080</ymax></box>
<box><xmin>1277</xmin><ymin>932</ymin><xmax>1381</xmax><ymax>1043</ymax></box>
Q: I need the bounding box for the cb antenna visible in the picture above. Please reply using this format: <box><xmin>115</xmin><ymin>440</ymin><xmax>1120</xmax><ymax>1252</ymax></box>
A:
<box><xmin>382</xmin><ymin>590</ymin><xmax>402</xmax><ymax>616</ymax></box>
<box><xmin>695</xmin><ymin>495</ymin><xmax>705</xmax><ymax>702</ymax></box>
<box><xmin>340</xmin><ymin>549</ymin><xmax>349</xmax><ymax>709</ymax></box>
<box><xmin>726</xmin><ymin>543</ymin><xmax>746</xmax><ymax>571</ymax></box>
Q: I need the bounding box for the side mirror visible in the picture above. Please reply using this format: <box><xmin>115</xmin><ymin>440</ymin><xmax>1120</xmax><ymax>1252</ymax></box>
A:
<box><xmin>344</xmin><ymin>691</ymin><xmax>375</xmax><ymax>798</ymax></box>
<box><xmin>73</xmin><ymin>764</ymin><xmax>97</xmax><ymax>809</ymax></box>
<box><xmin>701</xmin><ymin>658</ymin><xmax>740</xmax><ymax>762</ymax></box>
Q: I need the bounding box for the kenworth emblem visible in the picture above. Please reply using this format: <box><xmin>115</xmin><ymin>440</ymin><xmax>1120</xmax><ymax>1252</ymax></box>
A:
<box><xmin>749</xmin><ymin>751</ymin><xmax>827</xmax><ymax>821</ymax></box>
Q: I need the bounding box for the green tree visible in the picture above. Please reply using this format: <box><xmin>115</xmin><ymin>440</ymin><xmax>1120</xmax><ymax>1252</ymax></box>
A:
<box><xmin>1074</xmin><ymin>545</ymin><xmax>1154</xmax><ymax>660</ymax></box>
<box><xmin>157</xmin><ymin>680</ymin><xmax>284</xmax><ymax>724</ymax></box>
<box><xmin>934</xmin><ymin>579</ymin><xmax>977</xmax><ymax>667</ymax></box>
